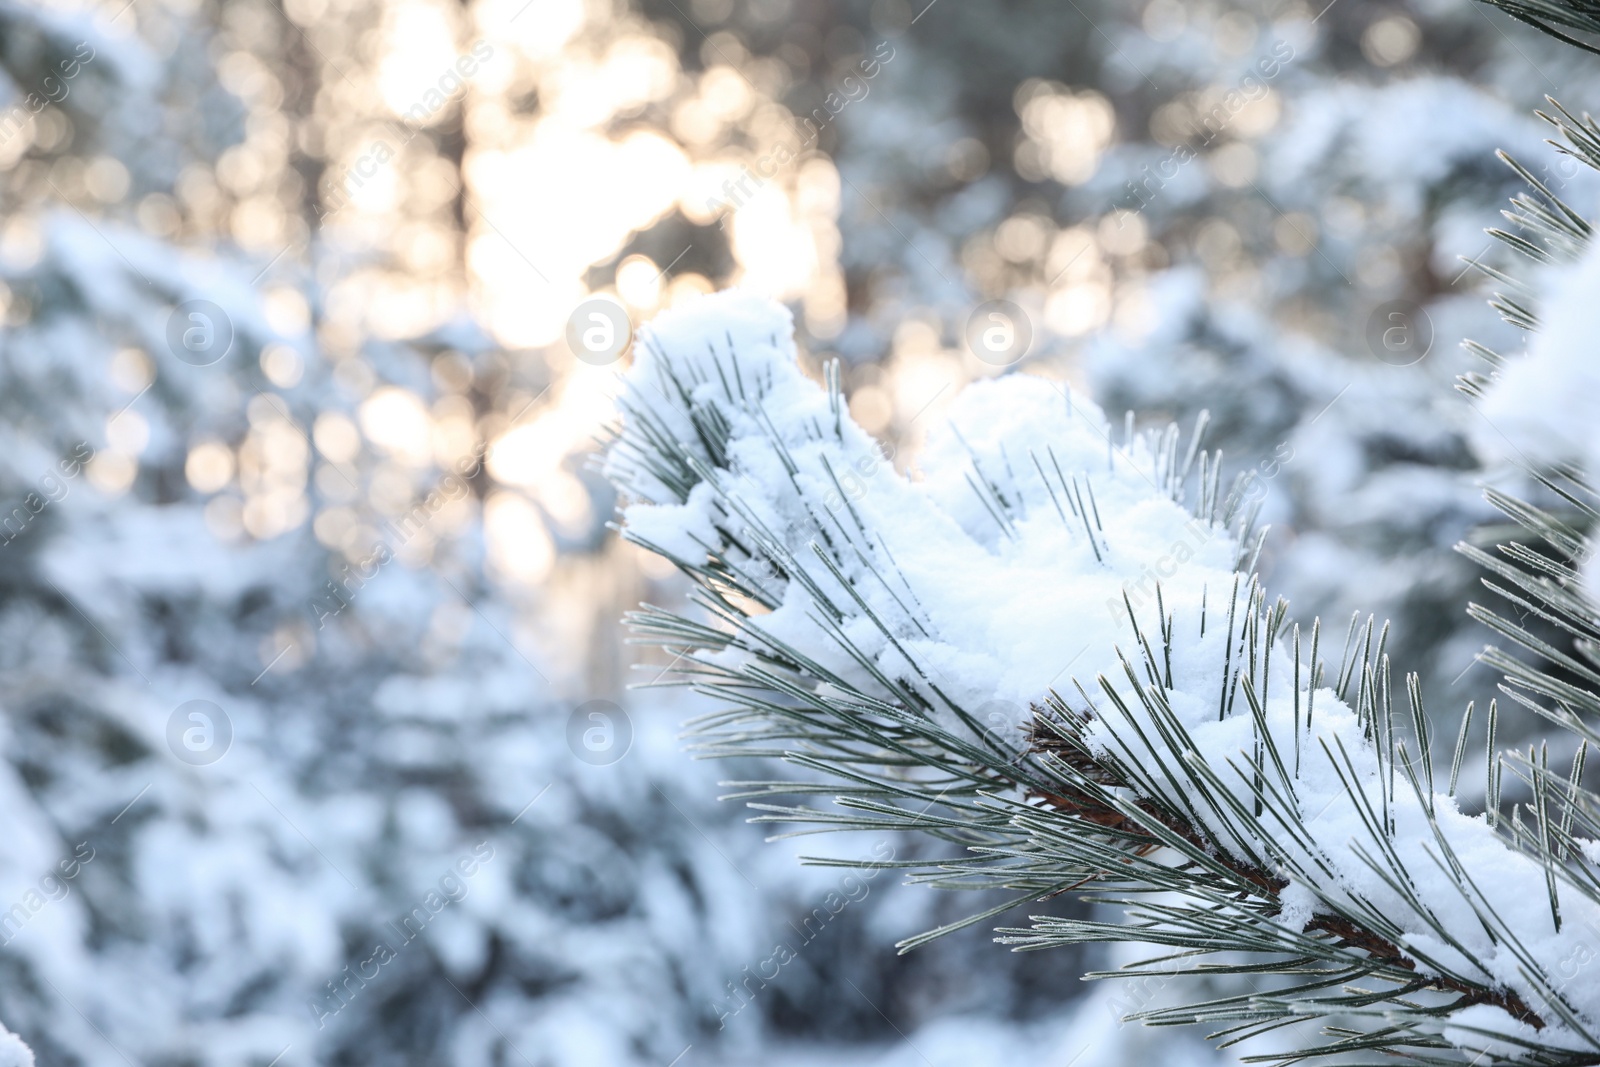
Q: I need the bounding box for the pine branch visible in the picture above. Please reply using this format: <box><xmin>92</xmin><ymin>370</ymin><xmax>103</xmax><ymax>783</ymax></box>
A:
<box><xmin>1470</xmin><ymin>0</ymin><xmax>1600</xmax><ymax>55</ymax></box>
<box><xmin>605</xmin><ymin>292</ymin><xmax>1600</xmax><ymax>1064</ymax></box>
<box><xmin>1023</xmin><ymin>721</ymin><xmax>1547</xmax><ymax>1028</ymax></box>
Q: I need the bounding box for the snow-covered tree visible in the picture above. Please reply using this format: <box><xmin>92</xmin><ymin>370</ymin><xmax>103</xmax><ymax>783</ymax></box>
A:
<box><xmin>13</xmin><ymin>0</ymin><xmax>1600</xmax><ymax>1059</ymax></box>
<box><xmin>602</xmin><ymin>97</ymin><xmax>1600</xmax><ymax>1056</ymax></box>
<box><xmin>0</xmin><ymin>2</ymin><xmax>1131</xmax><ymax>1064</ymax></box>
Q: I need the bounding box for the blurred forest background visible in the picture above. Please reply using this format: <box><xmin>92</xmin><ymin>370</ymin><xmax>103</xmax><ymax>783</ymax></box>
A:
<box><xmin>0</xmin><ymin>0</ymin><xmax>1593</xmax><ymax>1063</ymax></box>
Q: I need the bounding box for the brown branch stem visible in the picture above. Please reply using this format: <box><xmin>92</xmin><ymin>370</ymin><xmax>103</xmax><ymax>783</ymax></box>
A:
<box><xmin>1026</xmin><ymin>731</ymin><xmax>1548</xmax><ymax>1030</ymax></box>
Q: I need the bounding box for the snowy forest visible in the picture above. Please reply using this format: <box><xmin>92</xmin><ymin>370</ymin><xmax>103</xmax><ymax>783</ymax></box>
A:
<box><xmin>3</xmin><ymin>0</ymin><xmax>1600</xmax><ymax>1062</ymax></box>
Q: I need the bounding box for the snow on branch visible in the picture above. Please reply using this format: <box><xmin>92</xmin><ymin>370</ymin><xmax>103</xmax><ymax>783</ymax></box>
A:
<box><xmin>605</xmin><ymin>289</ymin><xmax>1600</xmax><ymax>1064</ymax></box>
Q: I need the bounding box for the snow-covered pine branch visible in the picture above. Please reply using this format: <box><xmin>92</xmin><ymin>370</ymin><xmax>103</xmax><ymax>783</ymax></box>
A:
<box><xmin>603</xmin><ymin>289</ymin><xmax>1600</xmax><ymax>1065</ymax></box>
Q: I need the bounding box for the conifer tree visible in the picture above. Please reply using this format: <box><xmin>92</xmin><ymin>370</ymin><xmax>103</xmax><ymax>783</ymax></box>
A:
<box><xmin>605</xmin><ymin>98</ymin><xmax>1600</xmax><ymax>1059</ymax></box>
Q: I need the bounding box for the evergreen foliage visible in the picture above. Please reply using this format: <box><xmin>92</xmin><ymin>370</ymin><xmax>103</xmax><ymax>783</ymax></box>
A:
<box><xmin>605</xmin><ymin>109</ymin><xmax>1600</xmax><ymax>1059</ymax></box>
<box><xmin>1471</xmin><ymin>0</ymin><xmax>1600</xmax><ymax>57</ymax></box>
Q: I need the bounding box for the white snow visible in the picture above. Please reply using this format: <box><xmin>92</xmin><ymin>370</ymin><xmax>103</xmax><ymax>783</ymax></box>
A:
<box><xmin>1477</xmin><ymin>238</ymin><xmax>1600</xmax><ymax>600</ymax></box>
<box><xmin>1478</xmin><ymin>239</ymin><xmax>1600</xmax><ymax>469</ymax></box>
<box><xmin>610</xmin><ymin>289</ymin><xmax>1600</xmax><ymax>1060</ymax></box>
<box><xmin>0</xmin><ymin>1026</ymin><xmax>29</xmax><ymax>1067</ymax></box>
<box><xmin>1267</xmin><ymin>78</ymin><xmax>1555</xmax><ymax>223</ymax></box>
